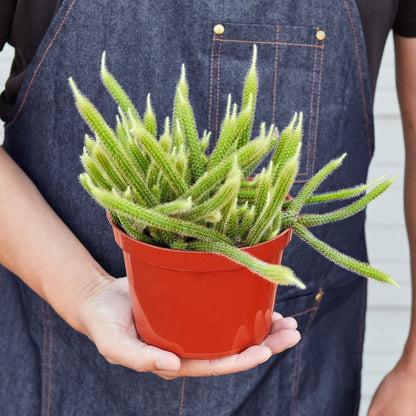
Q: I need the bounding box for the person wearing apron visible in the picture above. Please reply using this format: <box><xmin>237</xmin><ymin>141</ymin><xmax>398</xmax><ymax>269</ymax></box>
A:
<box><xmin>0</xmin><ymin>0</ymin><xmax>415</xmax><ymax>415</ymax></box>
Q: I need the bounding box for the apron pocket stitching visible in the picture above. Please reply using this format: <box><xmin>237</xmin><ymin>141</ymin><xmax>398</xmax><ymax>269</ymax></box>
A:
<box><xmin>208</xmin><ymin>35</ymin><xmax>217</xmax><ymax>131</ymax></box>
<box><xmin>295</xmin><ymin>35</ymin><xmax>325</xmax><ymax>182</ymax></box>
<box><xmin>289</xmin><ymin>296</ymin><xmax>322</xmax><ymax>416</ymax></box>
<box><xmin>311</xmin><ymin>37</ymin><xmax>325</xmax><ymax>175</ymax></box>
<box><xmin>215</xmin><ymin>35</ymin><xmax>224</xmax><ymax>140</ymax></box>
<box><xmin>178</xmin><ymin>376</ymin><xmax>186</xmax><ymax>416</ymax></box>
<box><xmin>271</xmin><ymin>26</ymin><xmax>280</xmax><ymax>125</ymax></box>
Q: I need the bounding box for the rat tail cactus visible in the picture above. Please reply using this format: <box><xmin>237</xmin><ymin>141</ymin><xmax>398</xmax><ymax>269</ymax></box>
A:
<box><xmin>70</xmin><ymin>46</ymin><xmax>398</xmax><ymax>289</ymax></box>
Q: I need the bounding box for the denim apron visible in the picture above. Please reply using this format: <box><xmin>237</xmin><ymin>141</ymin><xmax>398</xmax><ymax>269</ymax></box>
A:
<box><xmin>1</xmin><ymin>0</ymin><xmax>373</xmax><ymax>414</ymax></box>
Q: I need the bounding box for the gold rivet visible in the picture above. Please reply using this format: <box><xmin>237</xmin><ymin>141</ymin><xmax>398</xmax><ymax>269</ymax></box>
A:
<box><xmin>316</xmin><ymin>30</ymin><xmax>326</xmax><ymax>41</ymax></box>
<box><xmin>315</xmin><ymin>290</ymin><xmax>324</xmax><ymax>303</ymax></box>
<box><xmin>214</xmin><ymin>24</ymin><xmax>225</xmax><ymax>35</ymax></box>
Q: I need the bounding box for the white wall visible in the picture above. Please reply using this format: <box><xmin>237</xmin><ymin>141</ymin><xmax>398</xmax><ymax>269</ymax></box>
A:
<box><xmin>0</xmin><ymin>34</ymin><xmax>411</xmax><ymax>415</ymax></box>
<box><xmin>0</xmin><ymin>43</ymin><xmax>13</xmax><ymax>144</ymax></box>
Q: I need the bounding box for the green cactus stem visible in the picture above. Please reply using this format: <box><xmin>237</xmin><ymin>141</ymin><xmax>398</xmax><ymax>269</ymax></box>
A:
<box><xmin>72</xmin><ymin>47</ymin><xmax>398</xmax><ymax>288</ymax></box>
<box><xmin>100</xmin><ymin>52</ymin><xmax>141</xmax><ymax>122</ymax></box>
<box><xmin>188</xmin><ymin>241</ymin><xmax>305</xmax><ymax>288</ymax></box>
<box><xmin>298</xmin><ymin>176</ymin><xmax>397</xmax><ymax>227</ymax></box>
<box><xmin>177</xmin><ymin>90</ymin><xmax>205</xmax><ymax>179</ymax></box>
<box><xmin>144</xmin><ymin>94</ymin><xmax>157</xmax><ymax>137</ymax></box>
<box><xmin>81</xmin><ymin>175</ymin><xmax>232</xmax><ymax>244</ymax></box>
<box><xmin>292</xmin><ymin>222</ymin><xmax>398</xmax><ymax>287</ymax></box>
<box><xmin>238</xmin><ymin>44</ymin><xmax>258</xmax><ymax>148</ymax></box>
<box><xmin>286</xmin><ymin>153</ymin><xmax>346</xmax><ymax>220</ymax></box>
<box><xmin>282</xmin><ymin>176</ymin><xmax>386</xmax><ymax>209</ymax></box>
<box><xmin>246</xmin><ymin>155</ymin><xmax>298</xmax><ymax>245</ymax></box>
<box><xmin>131</xmin><ymin>124</ymin><xmax>188</xmax><ymax>196</ymax></box>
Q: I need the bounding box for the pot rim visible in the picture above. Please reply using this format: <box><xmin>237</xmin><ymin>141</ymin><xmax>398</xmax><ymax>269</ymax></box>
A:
<box><xmin>107</xmin><ymin>212</ymin><xmax>292</xmax><ymax>272</ymax></box>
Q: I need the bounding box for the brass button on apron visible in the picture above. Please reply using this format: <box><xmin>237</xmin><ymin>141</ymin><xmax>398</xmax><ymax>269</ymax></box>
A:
<box><xmin>315</xmin><ymin>289</ymin><xmax>324</xmax><ymax>302</ymax></box>
<box><xmin>214</xmin><ymin>24</ymin><xmax>225</xmax><ymax>35</ymax></box>
<box><xmin>316</xmin><ymin>30</ymin><xmax>326</xmax><ymax>41</ymax></box>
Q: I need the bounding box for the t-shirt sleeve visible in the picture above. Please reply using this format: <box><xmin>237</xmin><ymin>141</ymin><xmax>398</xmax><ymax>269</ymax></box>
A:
<box><xmin>393</xmin><ymin>0</ymin><xmax>416</xmax><ymax>37</ymax></box>
<box><xmin>0</xmin><ymin>1</ymin><xmax>16</xmax><ymax>51</ymax></box>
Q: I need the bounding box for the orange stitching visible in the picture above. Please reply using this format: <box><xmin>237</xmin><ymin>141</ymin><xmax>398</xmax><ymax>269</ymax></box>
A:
<box><xmin>213</xmin><ymin>37</ymin><xmax>324</xmax><ymax>49</ymax></box>
<box><xmin>297</xmin><ymin>34</ymin><xmax>319</xmax><ymax>177</ymax></box>
<box><xmin>343</xmin><ymin>0</ymin><xmax>372</xmax><ymax>157</ymax></box>
<box><xmin>290</xmin><ymin>299</ymin><xmax>321</xmax><ymax>416</ymax></box>
<box><xmin>47</xmin><ymin>305</ymin><xmax>53</xmax><ymax>416</ymax></box>
<box><xmin>353</xmin><ymin>282</ymin><xmax>367</xmax><ymax>415</ymax></box>
<box><xmin>5</xmin><ymin>0</ymin><xmax>78</xmax><ymax>130</ymax></box>
<box><xmin>311</xmin><ymin>40</ymin><xmax>325</xmax><ymax>174</ymax></box>
<box><xmin>271</xmin><ymin>26</ymin><xmax>280</xmax><ymax>125</ymax></box>
<box><xmin>178</xmin><ymin>377</ymin><xmax>186</xmax><ymax>416</ymax></box>
<box><xmin>215</xmin><ymin>35</ymin><xmax>223</xmax><ymax>141</ymax></box>
<box><xmin>290</xmin><ymin>305</ymin><xmax>318</xmax><ymax>318</ymax></box>
<box><xmin>305</xmin><ymin>35</ymin><xmax>319</xmax><ymax>175</ymax></box>
<box><xmin>41</xmin><ymin>300</ymin><xmax>47</xmax><ymax>416</ymax></box>
<box><xmin>290</xmin><ymin>341</ymin><xmax>302</xmax><ymax>416</ymax></box>
<box><xmin>208</xmin><ymin>36</ymin><xmax>216</xmax><ymax>132</ymax></box>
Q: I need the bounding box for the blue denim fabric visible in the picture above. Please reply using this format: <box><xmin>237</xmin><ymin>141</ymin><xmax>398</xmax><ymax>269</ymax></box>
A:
<box><xmin>1</xmin><ymin>0</ymin><xmax>372</xmax><ymax>414</ymax></box>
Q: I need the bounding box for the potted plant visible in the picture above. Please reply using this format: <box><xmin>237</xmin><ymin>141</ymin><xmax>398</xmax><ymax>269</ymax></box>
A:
<box><xmin>69</xmin><ymin>46</ymin><xmax>397</xmax><ymax>359</ymax></box>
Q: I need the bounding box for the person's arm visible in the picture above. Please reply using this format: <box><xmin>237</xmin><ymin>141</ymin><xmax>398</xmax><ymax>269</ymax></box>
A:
<box><xmin>368</xmin><ymin>34</ymin><xmax>416</xmax><ymax>415</ymax></box>
<box><xmin>0</xmin><ymin>146</ymin><xmax>300</xmax><ymax>379</ymax></box>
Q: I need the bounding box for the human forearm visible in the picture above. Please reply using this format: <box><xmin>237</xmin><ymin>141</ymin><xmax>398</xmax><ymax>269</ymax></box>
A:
<box><xmin>402</xmin><ymin>126</ymin><xmax>416</xmax><ymax>363</ymax></box>
<box><xmin>0</xmin><ymin>146</ymin><xmax>113</xmax><ymax>333</ymax></box>
<box><xmin>395</xmin><ymin>34</ymin><xmax>416</xmax><ymax>363</ymax></box>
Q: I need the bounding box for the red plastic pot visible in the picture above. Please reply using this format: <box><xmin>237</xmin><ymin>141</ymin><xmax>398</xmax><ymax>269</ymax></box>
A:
<box><xmin>108</xmin><ymin>214</ymin><xmax>292</xmax><ymax>359</ymax></box>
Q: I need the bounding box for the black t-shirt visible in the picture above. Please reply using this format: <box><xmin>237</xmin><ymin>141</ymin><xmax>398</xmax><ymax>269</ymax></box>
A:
<box><xmin>1</xmin><ymin>0</ymin><xmax>416</xmax><ymax>122</ymax></box>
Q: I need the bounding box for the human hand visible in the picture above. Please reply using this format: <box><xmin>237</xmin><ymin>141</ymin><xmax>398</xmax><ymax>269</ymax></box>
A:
<box><xmin>78</xmin><ymin>277</ymin><xmax>301</xmax><ymax>380</ymax></box>
<box><xmin>368</xmin><ymin>356</ymin><xmax>416</xmax><ymax>415</ymax></box>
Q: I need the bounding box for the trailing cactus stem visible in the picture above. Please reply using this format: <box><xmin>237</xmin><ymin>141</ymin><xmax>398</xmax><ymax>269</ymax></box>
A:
<box><xmin>239</xmin><ymin>205</ymin><xmax>256</xmax><ymax>241</ymax></box>
<box><xmin>92</xmin><ymin>144</ymin><xmax>126</xmax><ymax>191</ymax></box>
<box><xmin>208</xmin><ymin>107</ymin><xmax>238</xmax><ymax>169</ymax></box>
<box><xmin>100</xmin><ymin>52</ymin><xmax>140</xmax><ymax>121</ymax></box>
<box><xmin>255</xmin><ymin>165</ymin><xmax>272</xmax><ymax>217</ymax></box>
<box><xmin>200</xmin><ymin>130</ymin><xmax>211</xmax><ymax>154</ymax></box>
<box><xmin>69</xmin><ymin>78</ymin><xmax>155</xmax><ymax>206</ymax></box>
<box><xmin>80</xmin><ymin>148</ymin><xmax>112</xmax><ymax>190</ymax></box>
<box><xmin>186</xmin><ymin>137</ymin><xmax>268</xmax><ymax>200</ymax></box>
<box><xmin>298</xmin><ymin>176</ymin><xmax>397</xmax><ymax>227</ymax></box>
<box><xmin>144</xmin><ymin>94</ymin><xmax>157</xmax><ymax>137</ymax></box>
<box><xmin>293</xmin><ymin>223</ymin><xmax>398</xmax><ymax>287</ymax></box>
<box><xmin>85</xmin><ymin>180</ymin><xmax>233</xmax><ymax>244</ymax></box>
<box><xmin>177</xmin><ymin>91</ymin><xmax>204</xmax><ymax>179</ymax></box>
<box><xmin>238</xmin><ymin>45</ymin><xmax>258</xmax><ymax>148</ymax></box>
<box><xmin>160</xmin><ymin>117</ymin><xmax>172</xmax><ymax>153</ymax></box>
<box><xmin>84</xmin><ymin>134</ymin><xmax>96</xmax><ymax>154</ymax></box>
<box><xmin>288</xmin><ymin>153</ymin><xmax>346</xmax><ymax>217</ymax></box>
<box><xmin>246</xmin><ymin>156</ymin><xmax>298</xmax><ymax>245</ymax></box>
<box><xmin>272</xmin><ymin>113</ymin><xmax>301</xmax><ymax>183</ymax></box>
<box><xmin>183</xmin><ymin>177</ymin><xmax>240</xmax><ymax>221</ymax></box>
<box><xmin>242</xmin><ymin>45</ymin><xmax>258</xmax><ymax>110</ymax></box>
<box><xmin>236</xmin><ymin>95</ymin><xmax>254</xmax><ymax>149</ymax></box>
<box><xmin>154</xmin><ymin>197</ymin><xmax>192</xmax><ymax>215</ymax></box>
<box><xmin>131</xmin><ymin>125</ymin><xmax>187</xmax><ymax>196</ymax></box>
<box><xmin>118</xmin><ymin>214</ymin><xmax>154</xmax><ymax>243</ymax></box>
<box><xmin>188</xmin><ymin>241</ymin><xmax>305</xmax><ymax>288</ymax></box>
<box><xmin>282</xmin><ymin>176</ymin><xmax>386</xmax><ymax>209</ymax></box>
<box><xmin>227</xmin><ymin>201</ymin><xmax>239</xmax><ymax>240</ymax></box>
